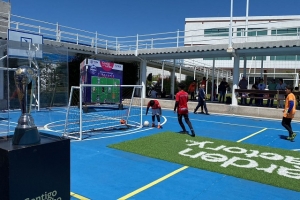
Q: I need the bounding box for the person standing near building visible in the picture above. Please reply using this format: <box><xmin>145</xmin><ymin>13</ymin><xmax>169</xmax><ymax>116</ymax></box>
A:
<box><xmin>194</xmin><ymin>84</ymin><xmax>209</xmax><ymax>115</ymax></box>
<box><xmin>218</xmin><ymin>78</ymin><xmax>228</xmax><ymax>103</ymax></box>
<box><xmin>238</xmin><ymin>76</ymin><xmax>248</xmax><ymax>105</ymax></box>
<box><xmin>174</xmin><ymin>83</ymin><xmax>195</xmax><ymax>137</ymax></box>
<box><xmin>188</xmin><ymin>80</ymin><xmax>197</xmax><ymax>100</ymax></box>
<box><xmin>146</xmin><ymin>99</ymin><xmax>162</xmax><ymax>129</ymax></box>
<box><xmin>213</xmin><ymin>80</ymin><xmax>217</xmax><ymax>101</ymax></box>
<box><xmin>266</xmin><ymin>79</ymin><xmax>277</xmax><ymax>107</ymax></box>
<box><xmin>201</xmin><ymin>77</ymin><xmax>207</xmax><ymax>90</ymax></box>
<box><xmin>257</xmin><ymin>78</ymin><xmax>266</xmax><ymax>106</ymax></box>
<box><xmin>276</xmin><ymin>78</ymin><xmax>287</xmax><ymax>108</ymax></box>
<box><xmin>281</xmin><ymin>85</ymin><xmax>297</xmax><ymax>141</ymax></box>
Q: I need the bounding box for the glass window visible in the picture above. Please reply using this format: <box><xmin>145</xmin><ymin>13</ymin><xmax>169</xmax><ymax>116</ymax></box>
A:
<box><xmin>271</xmin><ymin>28</ymin><xmax>298</xmax><ymax>36</ymax></box>
<box><xmin>204</xmin><ymin>29</ymin><xmax>230</xmax><ymax>37</ymax></box>
<box><xmin>270</xmin><ymin>55</ymin><xmax>300</xmax><ymax>60</ymax></box>
<box><xmin>203</xmin><ymin>57</ymin><xmax>232</xmax><ymax>60</ymax></box>
<box><xmin>244</xmin><ymin>56</ymin><xmax>266</xmax><ymax>60</ymax></box>
<box><xmin>237</xmin><ymin>28</ymin><xmax>267</xmax><ymax>36</ymax></box>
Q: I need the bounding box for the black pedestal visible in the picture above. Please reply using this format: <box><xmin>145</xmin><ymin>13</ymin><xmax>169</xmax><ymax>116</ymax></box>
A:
<box><xmin>0</xmin><ymin>134</ymin><xmax>70</xmax><ymax>200</ymax></box>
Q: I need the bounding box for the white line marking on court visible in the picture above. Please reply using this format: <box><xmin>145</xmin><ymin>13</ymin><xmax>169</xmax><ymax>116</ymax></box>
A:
<box><xmin>42</xmin><ymin>116</ymin><xmax>167</xmax><ymax>142</ymax></box>
<box><xmin>164</xmin><ymin>115</ymin><xmax>296</xmax><ymax>132</ymax></box>
<box><xmin>236</xmin><ymin>128</ymin><xmax>268</xmax><ymax>143</ymax></box>
<box><xmin>292</xmin><ymin>149</ymin><xmax>300</xmax><ymax>151</ymax></box>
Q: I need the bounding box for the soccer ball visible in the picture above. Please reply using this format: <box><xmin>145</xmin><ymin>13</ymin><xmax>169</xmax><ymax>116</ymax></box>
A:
<box><xmin>144</xmin><ymin>120</ymin><xmax>149</xmax><ymax>127</ymax></box>
<box><xmin>120</xmin><ymin>119</ymin><xmax>126</xmax><ymax>124</ymax></box>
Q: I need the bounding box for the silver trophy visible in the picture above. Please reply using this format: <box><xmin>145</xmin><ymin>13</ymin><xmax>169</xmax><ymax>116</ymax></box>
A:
<box><xmin>12</xmin><ymin>66</ymin><xmax>40</xmax><ymax>145</ymax></box>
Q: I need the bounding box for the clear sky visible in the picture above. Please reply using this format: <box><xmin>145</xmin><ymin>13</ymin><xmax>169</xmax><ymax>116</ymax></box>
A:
<box><xmin>8</xmin><ymin>0</ymin><xmax>300</xmax><ymax>37</ymax></box>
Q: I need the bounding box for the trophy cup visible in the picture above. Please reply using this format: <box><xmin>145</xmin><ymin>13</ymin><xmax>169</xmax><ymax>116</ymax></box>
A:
<box><xmin>12</xmin><ymin>66</ymin><xmax>40</xmax><ymax>145</ymax></box>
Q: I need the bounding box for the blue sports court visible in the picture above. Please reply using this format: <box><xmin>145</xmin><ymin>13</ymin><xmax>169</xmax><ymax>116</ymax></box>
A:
<box><xmin>1</xmin><ymin>105</ymin><xmax>299</xmax><ymax>200</ymax></box>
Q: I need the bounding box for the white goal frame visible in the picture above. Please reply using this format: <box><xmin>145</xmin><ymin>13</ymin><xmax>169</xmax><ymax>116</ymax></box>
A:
<box><xmin>64</xmin><ymin>84</ymin><xmax>144</xmax><ymax>140</ymax></box>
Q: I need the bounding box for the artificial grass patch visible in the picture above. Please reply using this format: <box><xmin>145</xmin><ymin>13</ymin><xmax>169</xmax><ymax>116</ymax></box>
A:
<box><xmin>109</xmin><ymin>132</ymin><xmax>300</xmax><ymax>192</ymax></box>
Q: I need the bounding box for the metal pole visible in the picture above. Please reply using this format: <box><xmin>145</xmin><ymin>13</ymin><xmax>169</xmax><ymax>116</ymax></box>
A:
<box><xmin>245</xmin><ymin>0</ymin><xmax>249</xmax><ymax>40</ymax></box>
<box><xmin>162</xmin><ymin>62</ymin><xmax>164</xmax><ymax>92</ymax></box>
<box><xmin>179</xmin><ymin>64</ymin><xmax>182</xmax><ymax>82</ymax></box>
<box><xmin>228</xmin><ymin>0</ymin><xmax>233</xmax><ymax>49</ymax></box>
<box><xmin>211</xmin><ymin>58</ymin><xmax>215</xmax><ymax>101</ymax></box>
<box><xmin>135</xmin><ymin>34</ymin><xmax>139</xmax><ymax>56</ymax></box>
<box><xmin>95</xmin><ymin>31</ymin><xmax>98</xmax><ymax>54</ymax></box>
<box><xmin>193</xmin><ymin>67</ymin><xmax>196</xmax><ymax>80</ymax></box>
<box><xmin>260</xmin><ymin>59</ymin><xmax>263</xmax><ymax>79</ymax></box>
<box><xmin>177</xmin><ymin>29</ymin><xmax>179</xmax><ymax>47</ymax></box>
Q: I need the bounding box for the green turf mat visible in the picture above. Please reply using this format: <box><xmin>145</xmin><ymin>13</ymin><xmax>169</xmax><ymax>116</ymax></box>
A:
<box><xmin>109</xmin><ymin>132</ymin><xmax>300</xmax><ymax>192</ymax></box>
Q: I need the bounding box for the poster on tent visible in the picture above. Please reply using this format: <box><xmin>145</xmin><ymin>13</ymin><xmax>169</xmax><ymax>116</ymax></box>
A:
<box><xmin>80</xmin><ymin>59</ymin><xmax>123</xmax><ymax>104</ymax></box>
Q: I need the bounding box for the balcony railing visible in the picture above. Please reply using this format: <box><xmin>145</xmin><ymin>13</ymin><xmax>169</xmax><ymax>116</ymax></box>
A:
<box><xmin>1</xmin><ymin>12</ymin><xmax>300</xmax><ymax>53</ymax></box>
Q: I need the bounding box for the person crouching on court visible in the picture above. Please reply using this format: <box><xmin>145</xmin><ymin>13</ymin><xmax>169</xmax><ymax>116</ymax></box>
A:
<box><xmin>146</xmin><ymin>100</ymin><xmax>162</xmax><ymax>129</ymax></box>
<box><xmin>174</xmin><ymin>83</ymin><xmax>195</xmax><ymax>137</ymax></box>
<box><xmin>282</xmin><ymin>85</ymin><xmax>297</xmax><ymax>141</ymax></box>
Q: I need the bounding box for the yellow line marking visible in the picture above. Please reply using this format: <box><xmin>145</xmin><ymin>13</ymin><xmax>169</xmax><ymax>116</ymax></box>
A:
<box><xmin>118</xmin><ymin>166</ymin><xmax>189</xmax><ymax>200</ymax></box>
<box><xmin>70</xmin><ymin>192</ymin><xmax>90</xmax><ymax>200</ymax></box>
<box><xmin>74</xmin><ymin>128</ymin><xmax>267</xmax><ymax>199</ymax></box>
<box><xmin>237</xmin><ymin>128</ymin><xmax>267</xmax><ymax>143</ymax></box>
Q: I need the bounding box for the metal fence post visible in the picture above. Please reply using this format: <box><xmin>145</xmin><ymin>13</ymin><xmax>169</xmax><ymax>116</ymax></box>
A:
<box><xmin>135</xmin><ymin>34</ymin><xmax>139</xmax><ymax>56</ymax></box>
<box><xmin>56</xmin><ymin>22</ymin><xmax>60</xmax><ymax>42</ymax></box>
<box><xmin>95</xmin><ymin>31</ymin><xmax>98</xmax><ymax>54</ymax></box>
<box><xmin>177</xmin><ymin>29</ymin><xmax>179</xmax><ymax>47</ymax></box>
<box><xmin>116</xmin><ymin>37</ymin><xmax>118</xmax><ymax>51</ymax></box>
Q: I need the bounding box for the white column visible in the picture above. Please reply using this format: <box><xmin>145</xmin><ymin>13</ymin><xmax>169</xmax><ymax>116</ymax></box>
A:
<box><xmin>232</xmin><ymin>55</ymin><xmax>240</xmax><ymax>106</ymax></box>
<box><xmin>217</xmin><ymin>71</ymin><xmax>219</xmax><ymax>94</ymax></box>
<box><xmin>206</xmin><ymin>70</ymin><xmax>209</xmax><ymax>95</ymax></box>
<box><xmin>161</xmin><ymin>61</ymin><xmax>164</xmax><ymax>92</ymax></box>
<box><xmin>243</xmin><ymin>57</ymin><xmax>247</xmax><ymax>78</ymax></box>
<box><xmin>140</xmin><ymin>59</ymin><xmax>147</xmax><ymax>98</ymax></box>
<box><xmin>179</xmin><ymin>64</ymin><xmax>182</xmax><ymax>82</ymax></box>
<box><xmin>260</xmin><ymin>59</ymin><xmax>263</xmax><ymax>79</ymax></box>
<box><xmin>228</xmin><ymin>0</ymin><xmax>233</xmax><ymax>49</ymax></box>
<box><xmin>171</xmin><ymin>60</ymin><xmax>176</xmax><ymax>99</ymax></box>
<box><xmin>211</xmin><ymin>58</ymin><xmax>215</xmax><ymax>101</ymax></box>
<box><xmin>245</xmin><ymin>0</ymin><xmax>249</xmax><ymax>40</ymax></box>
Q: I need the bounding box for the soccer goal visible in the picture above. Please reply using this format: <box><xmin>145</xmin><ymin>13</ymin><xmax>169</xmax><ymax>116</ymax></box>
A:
<box><xmin>64</xmin><ymin>84</ymin><xmax>144</xmax><ymax>140</ymax></box>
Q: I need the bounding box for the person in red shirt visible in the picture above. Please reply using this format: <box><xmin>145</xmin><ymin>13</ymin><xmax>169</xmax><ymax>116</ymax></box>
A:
<box><xmin>282</xmin><ymin>85</ymin><xmax>297</xmax><ymax>141</ymax></box>
<box><xmin>201</xmin><ymin>77</ymin><xmax>207</xmax><ymax>90</ymax></box>
<box><xmin>146</xmin><ymin>100</ymin><xmax>162</xmax><ymax>129</ymax></box>
<box><xmin>174</xmin><ymin>83</ymin><xmax>195</xmax><ymax>137</ymax></box>
<box><xmin>188</xmin><ymin>80</ymin><xmax>196</xmax><ymax>100</ymax></box>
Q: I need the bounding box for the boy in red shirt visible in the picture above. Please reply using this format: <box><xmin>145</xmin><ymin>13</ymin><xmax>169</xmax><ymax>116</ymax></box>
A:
<box><xmin>282</xmin><ymin>85</ymin><xmax>297</xmax><ymax>141</ymax></box>
<box><xmin>174</xmin><ymin>83</ymin><xmax>195</xmax><ymax>137</ymax></box>
<box><xmin>146</xmin><ymin>100</ymin><xmax>162</xmax><ymax>129</ymax></box>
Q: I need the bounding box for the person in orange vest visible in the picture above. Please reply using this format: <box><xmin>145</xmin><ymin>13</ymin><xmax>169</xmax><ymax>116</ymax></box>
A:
<box><xmin>188</xmin><ymin>80</ymin><xmax>197</xmax><ymax>100</ymax></box>
<box><xmin>282</xmin><ymin>85</ymin><xmax>297</xmax><ymax>141</ymax></box>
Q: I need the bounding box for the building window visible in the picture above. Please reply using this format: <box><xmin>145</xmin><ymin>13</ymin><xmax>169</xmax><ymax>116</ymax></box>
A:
<box><xmin>237</xmin><ymin>28</ymin><xmax>267</xmax><ymax>36</ymax></box>
<box><xmin>204</xmin><ymin>29</ymin><xmax>230</xmax><ymax>37</ymax></box>
<box><xmin>203</xmin><ymin>57</ymin><xmax>232</xmax><ymax>60</ymax></box>
<box><xmin>244</xmin><ymin>56</ymin><xmax>266</xmax><ymax>60</ymax></box>
<box><xmin>270</xmin><ymin>55</ymin><xmax>300</xmax><ymax>60</ymax></box>
<box><xmin>271</xmin><ymin>28</ymin><xmax>298</xmax><ymax>36</ymax></box>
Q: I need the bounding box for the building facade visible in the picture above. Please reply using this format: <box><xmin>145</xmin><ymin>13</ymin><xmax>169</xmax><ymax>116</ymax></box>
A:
<box><xmin>184</xmin><ymin>15</ymin><xmax>300</xmax><ymax>86</ymax></box>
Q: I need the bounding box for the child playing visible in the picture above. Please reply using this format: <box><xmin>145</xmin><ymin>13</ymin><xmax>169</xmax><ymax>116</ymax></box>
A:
<box><xmin>146</xmin><ymin>100</ymin><xmax>162</xmax><ymax>129</ymax></box>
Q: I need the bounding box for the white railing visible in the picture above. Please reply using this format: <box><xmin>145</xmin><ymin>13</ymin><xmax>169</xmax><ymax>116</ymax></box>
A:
<box><xmin>3</xmin><ymin>12</ymin><xmax>300</xmax><ymax>82</ymax></box>
<box><xmin>1</xmin><ymin>12</ymin><xmax>300</xmax><ymax>53</ymax></box>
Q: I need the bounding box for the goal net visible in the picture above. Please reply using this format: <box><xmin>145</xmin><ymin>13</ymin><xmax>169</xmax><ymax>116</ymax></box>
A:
<box><xmin>64</xmin><ymin>84</ymin><xmax>144</xmax><ymax>140</ymax></box>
